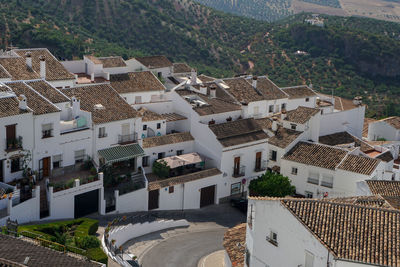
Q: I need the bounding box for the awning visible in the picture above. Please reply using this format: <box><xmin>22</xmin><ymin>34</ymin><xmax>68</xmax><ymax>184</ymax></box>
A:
<box><xmin>98</xmin><ymin>143</ymin><xmax>145</xmax><ymax>164</ymax></box>
<box><xmin>157</xmin><ymin>152</ymin><xmax>203</xmax><ymax>169</ymax></box>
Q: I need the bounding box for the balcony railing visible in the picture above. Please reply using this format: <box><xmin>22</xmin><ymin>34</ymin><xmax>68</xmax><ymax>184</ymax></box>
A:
<box><xmin>307</xmin><ymin>177</ymin><xmax>319</xmax><ymax>185</ymax></box>
<box><xmin>118</xmin><ymin>133</ymin><xmax>138</xmax><ymax>144</ymax></box>
<box><xmin>233</xmin><ymin>166</ymin><xmax>246</xmax><ymax>178</ymax></box>
<box><xmin>5</xmin><ymin>136</ymin><xmax>23</xmax><ymax>152</ymax></box>
<box><xmin>254</xmin><ymin>160</ymin><xmax>267</xmax><ymax>172</ymax></box>
<box><xmin>321</xmin><ymin>181</ymin><xmax>333</xmax><ymax>188</ymax></box>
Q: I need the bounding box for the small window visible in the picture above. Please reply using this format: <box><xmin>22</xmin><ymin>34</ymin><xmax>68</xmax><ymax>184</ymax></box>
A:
<box><xmin>176</xmin><ymin>150</ymin><xmax>184</xmax><ymax>156</ymax></box>
<box><xmin>135</xmin><ymin>96</ymin><xmax>142</xmax><ymax>104</ymax></box>
<box><xmin>143</xmin><ymin>125</ymin><xmax>147</xmax><ymax>131</ymax></box>
<box><xmin>281</xmin><ymin>103</ymin><xmax>286</xmax><ymax>110</ymax></box>
<box><xmin>98</xmin><ymin>127</ymin><xmax>107</xmax><ymax>138</ymax></box>
<box><xmin>269</xmin><ymin>150</ymin><xmax>277</xmax><ymax>161</ymax></box>
<box><xmin>142</xmin><ymin>156</ymin><xmax>149</xmax><ymax>167</ymax></box>
<box><xmin>53</xmin><ymin>154</ymin><xmax>62</xmax><ymax>169</ymax></box>
<box><xmin>11</xmin><ymin>158</ymin><xmax>22</xmax><ymax>173</ymax></box>
<box><xmin>157</xmin><ymin>123</ymin><xmax>161</xmax><ymax>129</ymax></box>
<box><xmin>268</xmin><ymin>105</ymin><xmax>274</xmax><ymax>113</ymax></box>
<box><xmin>291</xmin><ymin>167</ymin><xmax>298</xmax><ymax>175</ymax></box>
<box><xmin>158</xmin><ymin>72</ymin><xmax>162</xmax><ymax>78</ymax></box>
<box><xmin>267</xmin><ymin>231</ymin><xmax>278</xmax><ymax>246</ymax></box>
<box><xmin>169</xmin><ymin>186</ymin><xmax>174</xmax><ymax>193</ymax></box>
<box><xmin>305</xmin><ymin>97</ymin><xmax>310</xmax><ymax>102</ymax></box>
<box><xmin>231</xmin><ymin>182</ymin><xmax>241</xmax><ymax>195</ymax></box>
<box><xmin>158</xmin><ymin>152</ymin><xmax>165</xmax><ymax>160</ymax></box>
<box><xmin>305</xmin><ymin>191</ymin><xmax>313</xmax><ymax>198</ymax></box>
<box><xmin>291</xmin><ymin>124</ymin><xmax>297</xmax><ymax>130</ymax></box>
<box><xmin>42</xmin><ymin>123</ymin><xmax>53</xmax><ymax>139</ymax></box>
<box><xmin>74</xmin><ymin>149</ymin><xmax>85</xmax><ymax>164</ymax></box>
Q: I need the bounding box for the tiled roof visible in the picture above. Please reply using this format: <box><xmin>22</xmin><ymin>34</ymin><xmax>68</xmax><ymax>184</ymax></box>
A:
<box><xmin>14</xmin><ymin>49</ymin><xmax>75</xmax><ymax>81</ymax></box>
<box><xmin>110</xmin><ymin>71</ymin><xmax>165</xmax><ymax>94</ymax></box>
<box><xmin>323</xmin><ymin>196</ymin><xmax>394</xmax><ymax>209</ymax></box>
<box><xmin>376</xmin><ymin>151</ymin><xmax>394</xmax><ymax>162</ymax></box>
<box><xmin>363</xmin><ymin>118</ymin><xmax>377</xmax><ymax>138</ymax></box>
<box><xmin>197</xmin><ymin>74</ymin><xmax>216</xmax><ymax>83</ymax></box>
<box><xmin>253</xmin><ymin>77</ymin><xmax>287</xmax><ymax>100</ymax></box>
<box><xmin>0</xmin><ymin>234</ymin><xmax>101</xmax><ymax>267</ymax></box>
<box><xmin>268</xmin><ymin>127</ymin><xmax>303</xmax><ymax>148</ymax></box>
<box><xmin>0</xmin><ymin>96</ymin><xmax>31</xmax><ymax>118</ymax></box>
<box><xmin>281</xmin><ymin>86</ymin><xmax>316</xmax><ymax>99</ymax></box>
<box><xmin>381</xmin><ymin>116</ymin><xmax>400</xmax><ymax>130</ymax></box>
<box><xmin>26</xmin><ymin>80</ymin><xmax>69</xmax><ymax>104</ymax></box>
<box><xmin>319</xmin><ymin>131</ymin><xmax>373</xmax><ymax>153</ymax></box>
<box><xmin>209</xmin><ymin>118</ymin><xmax>268</xmax><ymax>147</ymax></box>
<box><xmin>135</xmin><ymin>55</ymin><xmax>173</xmax><ymax>68</ymax></box>
<box><xmin>338</xmin><ymin>154</ymin><xmax>380</xmax><ymax>175</ymax></box>
<box><xmin>142</xmin><ymin>132</ymin><xmax>194</xmax><ymax>148</ymax></box>
<box><xmin>0</xmin><ymin>57</ymin><xmax>40</xmax><ymax>80</ymax></box>
<box><xmin>0</xmin><ymin>64</ymin><xmax>11</xmax><ymax>79</ymax></box>
<box><xmin>283</xmin><ymin>142</ymin><xmax>348</xmax><ymax>170</ymax></box>
<box><xmin>222</xmin><ymin>78</ymin><xmax>264</xmax><ymax>104</ymax></box>
<box><xmin>255</xmin><ymin>117</ymin><xmax>272</xmax><ymax>130</ymax></box>
<box><xmin>137</xmin><ymin>107</ymin><xmax>164</xmax><ymax>122</ymax></box>
<box><xmin>6</xmin><ymin>82</ymin><xmax>60</xmax><ymax>115</ymax></box>
<box><xmin>173</xmin><ymin>63</ymin><xmax>192</xmax><ymax>73</ymax></box>
<box><xmin>333</xmin><ymin>96</ymin><xmax>361</xmax><ymax>111</ymax></box>
<box><xmin>63</xmin><ymin>84</ymin><xmax>138</xmax><ymax>124</ymax></box>
<box><xmin>282</xmin><ymin>199</ymin><xmax>400</xmax><ymax>266</ymax></box>
<box><xmin>285</xmin><ymin>106</ymin><xmax>320</xmax><ymax>124</ymax></box>
<box><xmin>223</xmin><ymin>223</ymin><xmax>246</xmax><ymax>267</ymax></box>
<box><xmin>148</xmin><ymin>168</ymin><xmax>221</xmax><ymax>190</ymax></box>
<box><xmin>366</xmin><ymin>180</ymin><xmax>400</xmax><ymax>197</ymax></box>
<box><xmin>86</xmin><ymin>55</ymin><xmax>126</xmax><ymax>68</ymax></box>
<box><xmin>162</xmin><ymin>113</ymin><xmax>187</xmax><ymax>122</ymax></box>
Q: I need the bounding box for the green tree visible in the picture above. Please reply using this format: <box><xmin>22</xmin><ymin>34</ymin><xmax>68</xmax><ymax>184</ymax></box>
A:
<box><xmin>152</xmin><ymin>160</ymin><xmax>170</xmax><ymax>179</ymax></box>
<box><xmin>249</xmin><ymin>172</ymin><xmax>295</xmax><ymax>197</ymax></box>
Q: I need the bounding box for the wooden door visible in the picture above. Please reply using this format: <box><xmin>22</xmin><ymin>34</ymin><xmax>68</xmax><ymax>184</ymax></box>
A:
<box><xmin>148</xmin><ymin>189</ymin><xmax>159</xmax><ymax>210</ymax></box>
<box><xmin>255</xmin><ymin>152</ymin><xmax>262</xmax><ymax>170</ymax></box>
<box><xmin>42</xmin><ymin>157</ymin><xmax>51</xmax><ymax>177</ymax></box>
<box><xmin>200</xmin><ymin>185</ymin><xmax>215</xmax><ymax>208</ymax></box>
<box><xmin>6</xmin><ymin>124</ymin><xmax>16</xmax><ymax>141</ymax></box>
<box><xmin>234</xmin><ymin>157</ymin><xmax>240</xmax><ymax>175</ymax></box>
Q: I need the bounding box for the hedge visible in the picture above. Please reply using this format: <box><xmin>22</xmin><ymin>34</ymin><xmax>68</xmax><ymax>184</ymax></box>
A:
<box><xmin>87</xmin><ymin>247</ymin><xmax>108</xmax><ymax>264</ymax></box>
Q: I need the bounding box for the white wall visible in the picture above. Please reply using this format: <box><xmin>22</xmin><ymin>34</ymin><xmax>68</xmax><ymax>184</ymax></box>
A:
<box><xmin>61</xmin><ymin>60</ymin><xmax>85</xmax><ymax>74</ymax></box>
<box><xmin>286</xmin><ymin>96</ymin><xmax>317</xmax><ymax>111</ymax></box>
<box><xmin>116</xmin><ymin>187</ymin><xmax>148</xmax><ymax>213</ymax></box>
<box><xmin>368</xmin><ymin>121</ymin><xmax>400</xmax><ymax>141</ymax></box>
<box><xmin>320</xmin><ymin>106</ymin><xmax>365</xmax><ymax>138</ymax></box>
<box><xmin>59</xmin><ymin>128</ymin><xmax>92</xmax><ymax>167</ymax></box>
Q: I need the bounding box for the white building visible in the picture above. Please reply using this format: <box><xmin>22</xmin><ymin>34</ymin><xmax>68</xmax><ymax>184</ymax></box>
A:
<box><xmin>127</xmin><ymin>55</ymin><xmax>173</xmax><ymax>79</ymax></box>
<box><xmin>368</xmin><ymin>116</ymin><xmax>400</xmax><ymax>141</ymax></box>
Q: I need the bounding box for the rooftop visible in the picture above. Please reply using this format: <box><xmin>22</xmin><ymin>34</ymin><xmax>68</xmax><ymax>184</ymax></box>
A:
<box><xmin>319</xmin><ymin>131</ymin><xmax>373</xmax><ymax>153</ymax></box>
<box><xmin>223</xmin><ymin>224</ymin><xmax>246</xmax><ymax>267</ymax></box>
<box><xmin>366</xmin><ymin>180</ymin><xmax>400</xmax><ymax>197</ymax></box>
<box><xmin>63</xmin><ymin>84</ymin><xmax>138</xmax><ymax>124</ymax></box>
<box><xmin>337</xmin><ymin>154</ymin><xmax>380</xmax><ymax>176</ymax></box>
<box><xmin>285</xmin><ymin>106</ymin><xmax>320</xmax><ymax>124</ymax></box>
<box><xmin>197</xmin><ymin>74</ymin><xmax>216</xmax><ymax>83</ymax></box>
<box><xmin>222</xmin><ymin>78</ymin><xmax>263</xmax><ymax>104</ymax></box>
<box><xmin>162</xmin><ymin>113</ymin><xmax>187</xmax><ymax>122</ymax></box>
<box><xmin>110</xmin><ymin>71</ymin><xmax>165</xmax><ymax>94</ymax></box>
<box><xmin>173</xmin><ymin>63</ymin><xmax>192</xmax><ymax>73</ymax></box>
<box><xmin>26</xmin><ymin>80</ymin><xmax>69</xmax><ymax>104</ymax></box>
<box><xmin>86</xmin><ymin>55</ymin><xmax>126</xmax><ymax>68</ymax></box>
<box><xmin>376</xmin><ymin>150</ymin><xmax>394</xmax><ymax>162</ymax></box>
<box><xmin>252</xmin><ymin>76</ymin><xmax>287</xmax><ymax>100</ymax></box>
<box><xmin>380</xmin><ymin>116</ymin><xmax>400</xmax><ymax>130</ymax></box>
<box><xmin>137</xmin><ymin>107</ymin><xmax>164</xmax><ymax>122</ymax></box>
<box><xmin>209</xmin><ymin>118</ymin><xmax>268</xmax><ymax>147</ymax></box>
<box><xmin>142</xmin><ymin>132</ymin><xmax>194</xmax><ymax>148</ymax></box>
<box><xmin>135</xmin><ymin>55</ymin><xmax>173</xmax><ymax>69</ymax></box>
<box><xmin>281</xmin><ymin>86</ymin><xmax>316</xmax><ymax>99</ymax></box>
<box><xmin>0</xmin><ymin>57</ymin><xmax>40</xmax><ymax>81</ymax></box>
<box><xmin>0</xmin><ymin>95</ymin><xmax>31</xmax><ymax>118</ymax></box>
<box><xmin>268</xmin><ymin>127</ymin><xmax>303</xmax><ymax>149</ymax></box>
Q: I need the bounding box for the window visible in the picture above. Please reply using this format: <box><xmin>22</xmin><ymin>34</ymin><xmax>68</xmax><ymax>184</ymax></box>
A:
<box><xmin>10</xmin><ymin>157</ymin><xmax>21</xmax><ymax>173</ymax></box>
<box><xmin>98</xmin><ymin>127</ymin><xmax>107</xmax><ymax>138</ymax></box>
<box><xmin>305</xmin><ymin>251</ymin><xmax>315</xmax><ymax>267</ymax></box>
<box><xmin>269</xmin><ymin>150</ymin><xmax>277</xmax><ymax>161</ymax></box>
<box><xmin>307</xmin><ymin>172</ymin><xmax>319</xmax><ymax>185</ymax></box>
<box><xmin>169</xmin><ymin>186</ymin><xmax>174</xmax><ymax>193</ymax></box>
<box><xmin>158</xmin><ymin>152</ymin><xmax>165</xmax><ymax>160</ymax></box>
<box><xmin>158</xmin><ymin>72</ymin><xmax>162</xmax><ymax>78</ymax></box>
<box><xmin>291</xmin><ymin>124</ymin><xmax>297</xmax><ymax>130</ymax></box>
<box><xmin>268</xmin><ymin>105</ymin><xmax>274</xmax><ymax>113</ymax></box>
<box><xmin>42</xmin><ymin>123</ymin><xmax>53</xmax><ymax>138</ymax></box>
<box><xmin>291</xmin><ymin>167</ymin><xmax>298</xmax><ymax>175</ymax></box>
<box><xmin>176</xmin><ymin>150</ymin><xmax>184</xmax><ymax>156</ymax></box>
<box><xmin>157</xmin><ymin>123</ymin><xmax>161</xmax><ymax>129</ymax></box>
<box><xmin>231</xmin><ymin>182</ymin><xmax>241</xmax><ymax>195</ymax></box>
<box><xmin>142</xmin><ymin>156</ymin><xmax>149</xmax><ymax>167</ymax></box>
<box><xmin>321</xmin><ymin>175</ymin><xmax>333</xmax><ymax>188</ymax></box>
<box><xmin>281</xmin><ymin>103</ymin><xmax>286</xmax><ymax>110</ymax></box>
<box><xmin>135</xmin><ymin>96</ymin><xmax>142</xmax><ymax>104</ymax></box>
<box><xmin>305</xmin><ymin>191</ymin><xmax>313</xmax><ymax>198</ymax></box>
<box><xmin>143</xmin><ymin>124</ymin><xmax>147</xmax><ymax>131</ymax></box>
<box><xmin>74</xmin><ymin>149</ymin><xmax>85</xmax><ymax>164</ymax></box>
<box><xmin>305</xmin><ymin>97</ymin><xmax>310</xmax><ymax>102</ymax></box>
<box><xmin>52</xmin><ymin>155</ymin><xmax>62</xmax><ymax>169</ymax></box>
<box><xmin>267</xmin><ymin>231</ymin><xmax>278</xmax><ymax>246</ymax></box>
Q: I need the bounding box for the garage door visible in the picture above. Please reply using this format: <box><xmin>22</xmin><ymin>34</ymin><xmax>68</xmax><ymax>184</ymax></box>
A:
<box><xmin>200</xmin><ymin>185</ymin><xmax>215</xmax><ymax>208</ymax></box>
<box><xmin>74</xmin><ymin>189</ymin><xmax>99</xmax><ymax>218</ymax></box>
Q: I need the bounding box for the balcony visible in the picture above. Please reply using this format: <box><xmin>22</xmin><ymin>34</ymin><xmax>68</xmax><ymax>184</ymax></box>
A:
<box><xmin>233</xmin><ymin>166</ymin><xmax>246</xmax><ymax>178</ymax></box>
<box><xmin>5</xmin><ymin>136</ymin><xmax>23</xmax><ymax>152</ymax></box>
<box><xmin>307</xmin><ymin>177</ymin><xmax>319</xmax><ymax>185</ymax></box>
<box><xmin>118</xmin><ymin>133</ymin><xmax>138</xmax><ymax>144</ymax></box>
<box><xmin>254</xmin><ymin>160</ymin><xmax>267</xmax><ymax>172</ymax></box>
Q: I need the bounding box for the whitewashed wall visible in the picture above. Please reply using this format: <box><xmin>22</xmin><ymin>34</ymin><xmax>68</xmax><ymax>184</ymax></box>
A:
<box><xmin>368</xmin><ymin>121</ymin><xmax>400</xmax><ymax>141</ymax></box>
<box><xmin>116</xmin><ymin>187</ymin><xmax>148</xmax><ymax>213</ymax></box>
<box><xmin>320</xmin><ymin>106</ymin><xmax>365</xmax><ymax>138</ymax></box>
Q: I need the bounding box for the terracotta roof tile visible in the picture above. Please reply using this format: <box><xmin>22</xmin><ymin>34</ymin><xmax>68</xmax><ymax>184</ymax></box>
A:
<box><xmin>283</xmin><ymin>142</ymin><xmax>348</xmax><ymax>170</ymax></box>
<box><xmin>282</xmin><ymin>199</ymin><xmax>400</xmax><ymax>266</ymax></box>
<box><xmin>0</xmin><ymin>64</ymin><xmax>11</xmax><ymax>79</ymax></box>
<box><xmin>0</xmin><ymin>57</ymin><xmax>40</xmax><ymax>80</ymax></box>
<box><xmin>0</xmin><ymin>96</ymin><xmax>30</xmax><ymax>118</ymax></box>
<box><xmin>253</xmin><ymin>77</ymin><xmax>287</xmax><ymax>100</ymax></box>
<box><xmin>148</xmin><ymin>168</ymin><xmax>221</xmax><ymax>190</ymax></box>
<box><xmin>366</xmin><ymin>180</ymin><xmax>400</xmax><ymax>197</ymax></box>
<box><xmin>63</xmin><ymin>84</ymin><xmax>138</xmax><ymax>124</ymax></box>
<box><xmin>138</xmin><ymin>107</ymin><xmax>164</xmax><ymax>122</ymax></box>
<box><xmin>323</xmin><ymin>196</ymin><xmax>394</xmax><ymax>209</ymax></box>
<box><xmin>135</xmin><ymin>55</ymin><xmax>172</xmax><ymax>68</ymax></box>
<box><xmin>197</xmin><ymin>74</ymin><xmax>216</xmax><ymax>83</ymax></box>
<box><xmin>268</xmin><ymin>127</ymin><xmax>302</xmax><ymax>148</ymax></box>
<box><xmin>26</xmin><ymin>80</ymin><xmax>69</xmax><ymax>104</ymax></box>
<box><xmin>223</xmin><ymin>223</ymin><xmax>246</xmax><ymax>267</ymax></box>
<box><xmin>209</xmin><ymin>119</ymin><xmax>269</xmax><ymax>147</ymax></box>
<box><xmin>285</xmin><ymin>106</ymin><xmax>320</xmax><ymax>124</ymax></box>
<box><xmin>110</xmin><ymin>71</ymin><xmax>165</xmax><ymax>94</ymax></box>
<box><xmin>6</xmin><ymin>82</ymin><xmax>60</xmax><ymax>115</ymax></box>
<box><xmin>319</xmin><ymin>131</ymin><xmax>373</xmax><ymax>153</ymax></box>
<box><xmin>376</xmin><ymin>151</ymin><xmax>394</xmax><ymax>162</ymax></box>
<box><xmin>338</xmin><ymin>154</ymin><xmax>380</xmax><ymax>175</ymax></box>
<box><xmin>142</xmin><ymin>132</ymin><xmax>194</xmax><ymax>148</ymax></box>
<box><xmin>87</xmin><ymin>55</ymin><xmax>126</xmax><ymax>68</ymax></box>
<box><xmin>281</xmin><ymin>86</ymin><xmax>316</xmax><ymax>99</ymax></box>
<box><xmin>173</xmin><ymin>63</ymin><xmax>192</xmax><ymax>73</ymax></box>
<box><xmin>14</xmin><ymin>49</ymin><xmax>75</xmax><ymax>81</ymax></box>
<box><xmin>222</xmin><ymin>78</ymin><xmax>264</xmax><ymax>104</ymax></box>
<box><xmin>333</xmin><ymin>96</ymin><xmax>361</xmax><ymax>111</ymax></box>
<box><xmin>162</xmin><ymin>113</ymin><xmax>187</xmax><ymax>122</ymax></box>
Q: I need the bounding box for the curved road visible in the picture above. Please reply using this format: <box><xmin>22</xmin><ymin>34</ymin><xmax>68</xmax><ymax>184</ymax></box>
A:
<box><xmin>141</xmin><ymin>229</ymin><xmax>226</xmax><ymax>267</ymax></box>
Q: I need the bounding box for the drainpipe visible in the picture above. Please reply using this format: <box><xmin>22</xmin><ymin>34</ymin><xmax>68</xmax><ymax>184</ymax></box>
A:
<box><xmin>181</xmin><ymin>183</ymin><xmax>185</xmax><ymax>211</ymax></box>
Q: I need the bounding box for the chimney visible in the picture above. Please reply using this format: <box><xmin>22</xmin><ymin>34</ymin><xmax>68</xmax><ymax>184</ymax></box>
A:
<box><xmin>71</xmin><ymin>96</ymin><xmax>80</xmax><ymax>118</ymax></box>
<box><xmin>25</xmin><ymin>52</ymin><xmax>32</xmax><ymax>69</ymax></box>
<box><xmin>353</xmin><ymin>96</ymin><xmax>362</xmax><ymax>106</ymax></box>
<box><xmin>199</xmin><ymin>85</ymin><xmax>207</xmax><ymax>95</ymax></box>
<box><xmin>272</xmin><ymin>117</ymin><xmax>278</xmax><ymax>132</ymax></box>
<box><xmin>18</xmin><ymin>95</ymin><xmax>27</xmax><ymax>110</ymax></box>
<box><xmin>209</xmin><ymin>85</ymin><xmax>217</xmax><ymax>98</ymax></box>
<box><xmin>91</xmin><ymin>73</ymin><xmax>95</xmax><ymax>82</ymax></box>
<box><xmin>191</xmin><ymin>69</ymin><xmax>197</xmax><ymax>85</ymax></box>
<box><xmin>39</xmin><ymin>55</ymin><xmax>46</xmax><ymax>79</ymax></box>
<box><xmin>252</xmin><ymin>76</ymin><xmax>258</xmax><ymax>89</ymax></box>
<box><xmin>309</xmin><ymin>83</ymin><xmax>313</xmax><ymax>89</ymax></box>
<box><xmin>281</xmin><ymin>109</ymin><xmax>287</xmax><ymax>120</ymax></box>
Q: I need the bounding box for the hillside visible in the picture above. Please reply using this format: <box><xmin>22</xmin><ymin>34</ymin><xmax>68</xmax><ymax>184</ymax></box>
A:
<box><xmin>1</xmin><ymin>0</ymin><xmax>400</xmax><ymax>117</ymax></box>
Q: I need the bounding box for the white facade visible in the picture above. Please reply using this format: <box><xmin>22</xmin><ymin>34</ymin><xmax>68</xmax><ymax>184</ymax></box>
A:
<box><xmin>368</xmin><ymin>120</ymin><xmax>400</xmax><ymax>141</ymax></box>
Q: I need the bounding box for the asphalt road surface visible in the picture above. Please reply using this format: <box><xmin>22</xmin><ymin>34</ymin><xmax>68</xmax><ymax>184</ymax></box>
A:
<box><xmin>141</xmin><ymin>229</ymin><xmax>226</xmax><ymax>267</ymax></box>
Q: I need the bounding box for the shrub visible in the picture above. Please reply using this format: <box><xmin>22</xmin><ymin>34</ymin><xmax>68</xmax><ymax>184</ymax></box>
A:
<box><xmin>152</xmin><ymin>160</ymin><xmax>170</xmax><ymax>178</ymax></box>
<box><xmin>87</xmin><ymin>247</ymin><xmax>108</xmax><ymax>264</ymax></box>
<box><xmin>249</xmin><ymin>171</ymin><xmax>296</xmax><ymax>197</ymax></box>
<box><xmin>75</xmin><ymin>236</ymin><xmax>100</xmax><ymax>249</ymax></box>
